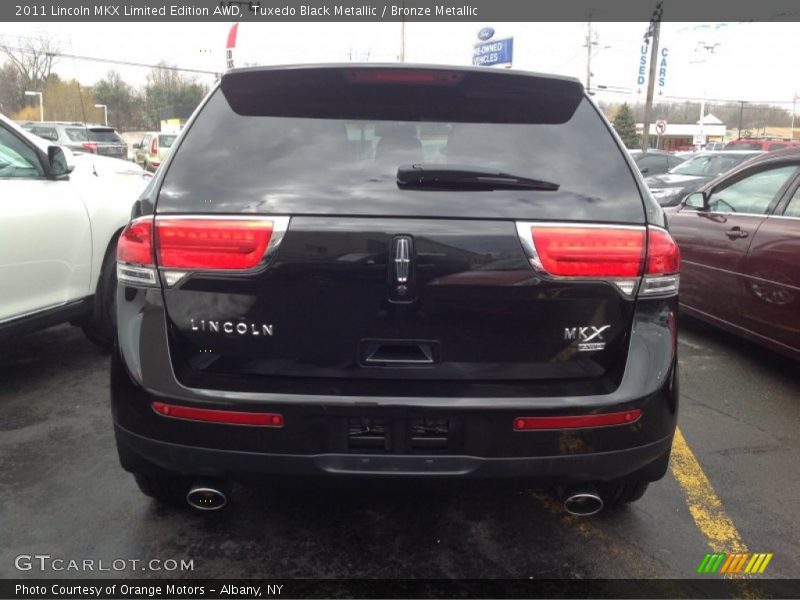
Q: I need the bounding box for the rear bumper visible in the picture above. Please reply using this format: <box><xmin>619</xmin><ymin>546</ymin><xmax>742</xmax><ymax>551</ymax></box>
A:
<box><xmin>112</xmin><ymin>288</ymin><xmax>678</xmax><ymax>483</ymax></box>
<box><xmin>115</xmin><ymin>423</ymin><xmax>673</xmax><ymax>481</ymax></box>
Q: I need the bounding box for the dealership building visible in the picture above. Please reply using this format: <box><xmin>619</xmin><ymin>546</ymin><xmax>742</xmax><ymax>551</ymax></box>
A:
<box><xmin>636</xmin><ymin>114</ymin><xmax>726</xmax><ymax>150</ymax></box>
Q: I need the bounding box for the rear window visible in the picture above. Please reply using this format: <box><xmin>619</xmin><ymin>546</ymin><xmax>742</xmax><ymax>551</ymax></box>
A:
<box><xmin>157</xmin><ymin>68</ymin><xmax>645</xmax><ymax>222</ymax></box>
<box><xmin>65</xmin><ymin>128</ymin><xmax>88</xmax><ymax>142</ymax></box>
<box><xmin>158</xmin><ymin>134</ymin><xmax>177</xmax><ymax>148</ymax></box>
<box><xmin>88</xmin><ymin>128</ymin><xmax>123</xmax><ymax>143</ymax></box>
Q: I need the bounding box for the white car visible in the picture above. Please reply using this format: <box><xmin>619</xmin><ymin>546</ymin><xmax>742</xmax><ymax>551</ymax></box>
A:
<box><xmin>0</xmin><ymin>112</ymin><xmax>152</xmax><ymax>348</ymax></box>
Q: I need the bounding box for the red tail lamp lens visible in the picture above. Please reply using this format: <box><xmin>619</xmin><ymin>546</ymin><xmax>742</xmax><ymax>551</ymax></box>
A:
<box><xmin>530</xmin><ymin>226</ymin><xmax>645</xmax><ymax>277</ymax></box>
<box><xmin>152</xmin><ymin>402</ymin><xmax>284</xmax><ymax>427</ymax></box>
<box><xmin>513</xmin><ymin>409</ymin><xmax>641</xmax><ymax>431</ymax></box>
<box><xmin>117</xmin><ymin>218</ymin><xmax>154</xmax><ymax>265</ymax></box>
<box><xmin>155</xmin><ymin>219</ymin><xmax>275</xmax><ymax>270</ymax></box>
<box><xmin>646</xmin><ymin>228</ymin><xmax>681</xmax><ymax>275</ymax></box>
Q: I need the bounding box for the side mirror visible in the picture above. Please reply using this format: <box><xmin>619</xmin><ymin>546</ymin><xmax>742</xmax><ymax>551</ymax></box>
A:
<box><xmin>640</xmin><ymin>167</ymin><xmax>649</xmax><ymax>174</ymax></box>
<box><xmin>61</xmin><ymin>146</ymin><xmax>76</xmax><ymax>173</ymax></box>
<box><xmin>47</xmin><ymin>146</ymin><xmax>70</xmax><ymax>177</ymax></box>
<box><xmin>684</xmin><ymin>192</ymin><xmax>706</xmax><ymax>210</ymax></box>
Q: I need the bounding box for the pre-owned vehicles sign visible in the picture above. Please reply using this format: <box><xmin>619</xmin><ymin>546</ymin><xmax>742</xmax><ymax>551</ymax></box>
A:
<box><xmin>473</xmin><ymin>38</ymin><xmax>513</xmax><ymax>67</ymax></box>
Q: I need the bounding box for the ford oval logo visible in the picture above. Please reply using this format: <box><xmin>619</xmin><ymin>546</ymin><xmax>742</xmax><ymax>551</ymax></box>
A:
<box><xmin>478</xmin><ymin>27</ymin><xmax>495</xmax><ymax>41</ymax></box>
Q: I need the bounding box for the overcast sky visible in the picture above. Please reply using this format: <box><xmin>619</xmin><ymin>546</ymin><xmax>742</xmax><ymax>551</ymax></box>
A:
<box><xmin>1</xmin><ymin>21</ymin><xmax>798</xmax><ymax>107</ymax></box>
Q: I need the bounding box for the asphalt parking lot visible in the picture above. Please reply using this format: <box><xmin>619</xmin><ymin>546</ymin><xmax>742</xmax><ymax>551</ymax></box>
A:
<box><xmin>1</xmin><ymin>319</ymin><xmax>799</xmax><ymax>580</ymax></box>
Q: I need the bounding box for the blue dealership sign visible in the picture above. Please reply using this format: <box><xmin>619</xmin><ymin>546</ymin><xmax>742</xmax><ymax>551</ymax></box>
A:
<box><xmin>473</xmin><ymin>37</ymin><xmax>513</xmax><ymax>67</ymax></box>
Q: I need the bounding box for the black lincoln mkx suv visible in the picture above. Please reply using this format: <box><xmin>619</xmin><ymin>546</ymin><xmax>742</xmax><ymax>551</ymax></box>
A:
<box><xmin>111</xmin><ymin>64</ymin><xmax>680</xmax><ymax>514</ymax></box>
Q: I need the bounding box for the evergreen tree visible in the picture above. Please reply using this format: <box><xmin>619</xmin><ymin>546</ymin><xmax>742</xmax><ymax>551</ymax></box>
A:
<box><xmin>612</xmin><ymin>103</ymin><xmax>640</xmax><ymax>148</ymax></box>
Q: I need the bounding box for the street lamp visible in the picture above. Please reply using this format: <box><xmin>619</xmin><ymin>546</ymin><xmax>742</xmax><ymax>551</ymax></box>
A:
<box><xmin>94</xmin><ymin>104</ymin><xmax>108</xmax><ymax>126</ymax></box>
<box><xmin>24</xmin><ymin>91</ymin><xmax>43</xmax><ymax>122</ymax></box>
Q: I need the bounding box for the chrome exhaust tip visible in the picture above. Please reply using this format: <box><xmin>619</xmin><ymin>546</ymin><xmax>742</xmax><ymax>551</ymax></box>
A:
<box><xmin>561</xmin><ymin>484</ymin><xmax>603</xmax><ymax>516</ymax></box>
<box><xmin>186</xmin><ymin>482</ymin><xmax>228</xmax><ymax>511</ymax></box>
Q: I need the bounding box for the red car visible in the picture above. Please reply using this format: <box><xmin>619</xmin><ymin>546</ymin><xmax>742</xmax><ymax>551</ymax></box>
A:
<box><xmin>668</xmin><ymin>148</ymin><xmax>800</xmax><ymax>359</ymax></box>
<box><xmin>724</xmin><ymin>138</ymin><xmax>800</xmax><ymax>152</ymax></box>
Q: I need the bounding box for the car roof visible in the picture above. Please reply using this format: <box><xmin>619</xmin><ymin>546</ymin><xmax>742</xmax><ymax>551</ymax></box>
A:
<box><xmin>702</xmin><ymin>147</ymin><xmax>800</xmax><ymax>184</ymax></box>
<box><xmin>687</xmin><ymin>150</ymin><xmax>763</xmax><ymax>158</ymax></box>
<box><xmin>633</xmin><ymin>149</ymin><xmax>671</xmax><ymax>155</ymax></box>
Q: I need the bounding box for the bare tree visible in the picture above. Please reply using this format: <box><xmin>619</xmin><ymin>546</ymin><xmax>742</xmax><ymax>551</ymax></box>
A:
<box><xmin>0</xmin><ymin>33</ymin><xmax>59</xmax><ymax>89</ymax></box>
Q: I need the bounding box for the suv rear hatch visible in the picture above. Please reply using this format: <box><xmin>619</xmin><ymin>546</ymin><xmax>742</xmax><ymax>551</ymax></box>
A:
<box><xmin>146</xmin><ymin>66</ymin><xmax>652</xmax><ymax>395</ymax></box>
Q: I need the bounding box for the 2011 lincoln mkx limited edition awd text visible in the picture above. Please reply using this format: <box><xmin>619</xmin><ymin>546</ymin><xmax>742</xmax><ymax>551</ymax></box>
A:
<box><xmin>111</xmin><ymin>64</ymin><xmax>681</xmax><ymax>514</ymax></box>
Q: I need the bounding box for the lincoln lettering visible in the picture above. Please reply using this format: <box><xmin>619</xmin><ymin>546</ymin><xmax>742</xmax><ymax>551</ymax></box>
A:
<box><xmin>190</xmin><ymin>319</ymin><xmax>273</xmax><ymax>336</ymax></box>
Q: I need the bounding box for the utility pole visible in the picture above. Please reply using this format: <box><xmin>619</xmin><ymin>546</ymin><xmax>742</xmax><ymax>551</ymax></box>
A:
<box><xmin>738</xmin><ymin>101</ymin><xmax>745</xmax><ymax>139</ymax></box>
<box><xmin>399</xmin><ymin>2</ymin><xmax>406</xmax><ymax>62</ymax></box>
<box><xmin>640</xmin><ymin>1</ymin><xmax>663</xmax><ymax>152</ymax></box>
<box><xmin>584</xmin><ymin>19</ymin><xmax>596</xmax><ymax>95</ymax></box>
<box><xmin>792</xmin><ymin>93</ymin><xmax>797</xmax><ymax>140</ymax></box>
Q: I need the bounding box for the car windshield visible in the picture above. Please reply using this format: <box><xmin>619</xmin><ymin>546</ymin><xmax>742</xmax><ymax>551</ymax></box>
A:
<box><xmin>669</xmin><ymin>154</ymin><xmax>750</xmax><ymax>177</ymax></box>
<box><xmin>24</xmin><ymin>126</ymin><xmax>58</xmax><ymax>142</ymax></box>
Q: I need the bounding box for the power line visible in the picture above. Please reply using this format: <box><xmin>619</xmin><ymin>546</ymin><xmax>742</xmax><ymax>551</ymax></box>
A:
<box><xmin>594</xmin><ymin>85</ymin><xmax>798</xmax><ymax>106</ymax></box>
<box><xmin>0</xmin><ymin>43</ymin><xmax>220</xmax><ymax>77</ymax></box>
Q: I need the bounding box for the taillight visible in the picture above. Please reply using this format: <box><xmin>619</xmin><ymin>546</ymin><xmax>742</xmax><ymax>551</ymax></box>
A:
<box><xmin>645</xmin><ymin>228</ymin><xmax>680</xmax><ymax>275</ymax></box>
<box><xmin>513</xmin><ymin>409</ymin><xmax>641</xmax><ymax>431</ymax></box>
<box><xmin>150</xmin><ymin>136</ymin><xmax>158</xmax><ymax>155</ymax></box>
<box><xmin>81</xmin><ymin>142</ymin><xmax>97</xmax><ymax>153</ymax></box>
<box><xmin>117</xmin><ymin>217</ymin><xmax>157</xmax><ymax>285</ymax></box>
<box><xmin>152</xmin><ymin>402</ymin><xmax>284</xmax><ymax>427</ymax></box>
<box><xmin>516</xmin><ymin>222</ymin><xmax>680</xmax><ymax>297</ymax></box>
<box><xmin>117</xmin><ymin>218</ymin><xmax>154</xmax><ymax>265</ymax></box>
<box><xmin>528</xmin><ymin>226</ymin><xmax>645</xmax><ymax>277</ymax></box>
<box><xmin>641</xmin><ymin>227</ymin><xmax>681</xmax><ymax>296</ymax></box>
<box><xmin>117</xmin><ymin>217</ymin><xmax>289</xmax><ymax>287</ymax></box>
<box><xmin>156</xmin><ymin>218</ymin><xmax>276</xmax><ymax>270</ymax></box>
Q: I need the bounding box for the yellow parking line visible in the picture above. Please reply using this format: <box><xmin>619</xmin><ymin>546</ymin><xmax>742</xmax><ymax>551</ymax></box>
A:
<box><xmin>670</xmin><ymin>427</ymin><xmax>748</xmax><ymax>554</ymax></box>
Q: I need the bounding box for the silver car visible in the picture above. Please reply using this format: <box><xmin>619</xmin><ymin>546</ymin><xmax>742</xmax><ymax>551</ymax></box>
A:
<box><xmin>21</xmin><ymin>121</ymin><xmax>128</xmax><ymax>159</ymax></box>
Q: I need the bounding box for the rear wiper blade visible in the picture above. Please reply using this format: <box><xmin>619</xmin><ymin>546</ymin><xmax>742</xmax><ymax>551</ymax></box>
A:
<box><xmin>396</xmin><ymin>164</ymin><xmax>559</xmax><ymax>191</ymax></box>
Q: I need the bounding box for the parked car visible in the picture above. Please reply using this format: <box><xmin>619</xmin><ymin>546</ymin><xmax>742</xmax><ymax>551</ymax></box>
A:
<box><xmin>21</xmin><ymin>121</ymin><xmax>128</xmax><ymax>159</ymax></box>
<box><xmin>112</xmin><ymin>65</ymin><xmax>681</xmax><ymax>513</ymax></box>
<box><xmin>628</xmin><ymin>149</ymin><xmax>686</xmax><ymax>176</ymax></box>
<box><xmin>667</xmin><ymin>147</ymin><xmax>800</xmax><ymax>360</ymax></box>
<box><xmin>0</xmin><ymin>113</ymin><xmax>151</xmax><ymax>347</ymax></box>
<box><xmin>724</xmin><ymin>138</ymin><xmax>800</xmax><ymax>152</ymax></box>
<box><xmin>133</xmin><ymin>132</ymin><xmax>177</xmax><ymax>172</ymax></box>
<box><xmin>646</xmin><ymin>150</ymin><xmax>763</xmax><ymax>206</ymax></box>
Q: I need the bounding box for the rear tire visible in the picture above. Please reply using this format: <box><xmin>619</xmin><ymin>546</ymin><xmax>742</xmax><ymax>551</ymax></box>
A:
<box><xmin>81</xmin><ymin>237</ymin><xmax>118</xmax><ymax>350</ymax></box>
<box><xmin>597</xmin><ymin>479</ymin><xmax>650</xmax><ymax>507</ymax></box>
<box><xmin>133</xmin><ymin>473</ymin><xmax>193</xmax><ymax>506</ymax></box>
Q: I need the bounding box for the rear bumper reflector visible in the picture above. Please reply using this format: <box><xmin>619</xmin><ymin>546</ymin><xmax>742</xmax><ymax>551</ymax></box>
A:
<box><xmin>513</xmin><ymin>409</ymin><xmax>641</xmax><ymax>431</ymax></box>
<box><xmin>152</xmin><ymin>401</ymin><xmax>284</xmax><ymax>427</ymax></box>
